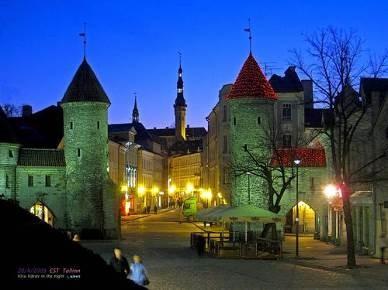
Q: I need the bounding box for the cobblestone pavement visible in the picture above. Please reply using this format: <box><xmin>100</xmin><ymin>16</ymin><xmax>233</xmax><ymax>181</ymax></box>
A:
<box><xmin>82</xmin><ymin>209</ymin><xmax>388</xmax><ymax>289</ymax></box>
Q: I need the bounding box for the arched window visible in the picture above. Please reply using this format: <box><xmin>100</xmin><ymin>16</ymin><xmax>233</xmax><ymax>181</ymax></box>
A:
<box><xmin>30</xmin><ymin>201</ymin><xmax>55</xmax><ymax>226</ymax></box>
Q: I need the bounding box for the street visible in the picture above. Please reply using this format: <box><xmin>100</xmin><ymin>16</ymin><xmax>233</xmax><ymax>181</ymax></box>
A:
<box><xmin>83</xmin><ymin>209</ymin><xmax>388</xmax><ymax>289</ymax></box>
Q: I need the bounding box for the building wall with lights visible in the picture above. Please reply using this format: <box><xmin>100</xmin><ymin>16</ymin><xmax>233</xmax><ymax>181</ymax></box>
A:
<box><xmin>169</xmin><ymin>152</ymin><xmax>201</xmax><ymax>194</ymax></box>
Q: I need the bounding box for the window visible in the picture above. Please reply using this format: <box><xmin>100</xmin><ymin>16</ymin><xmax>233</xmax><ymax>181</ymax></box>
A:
<box><xmin>223</xmin><ymin>105</ymin><xmax>227</xmax><ymax>122</ymax></box>
<box><xmin>97</xmin><ymin>121</ymin><xmax>100</xmax><ymax>129</ymax></box>
<box><xmin>282</xmin><ymin>103</ymin><xmax>292</xmax><ymax>121</ymax></box>
<box><xmin>45</xmin><ymin>175</ymin><xmax>51</xmax><ymax>187</ymax></box>
<box><xmin>6</xmin><ymin>174</ymin><xmax>10</xmax><ymax>188</ymax></box>
<box><xmin>233</xmin><ymin>117</ymin><xmax>236</xmax><ymax>126</ymax></box>
<box><xmin>257</xmin><ymin>116</ymin><xmax>261</xmax><ymax>125</ymax></box>
<box><xmin>282</xmin><ymin>135</ymin><xmax>292</xmax><ymax>148</ymax></box>
<box><xmin>77</xmin><ymin>148</ymin><xmax>81</xmax><ymax>157</ymax></box>
<box><xmin>223</xmin><ymin>136</ymin><xmax>228</xmax><ymax>153</ymax></box>
<box><xmin>70</xmin><ymin>122</ymin><xmax>73</xmax><ymax>129</ymax></box>
<box><xmin>8</xmin><ymin>150</ymin><xmax>13</xmax><ymax>158</ymax></box>
<box><xmin>28</xmin><ymin>175</ymin><xmax>34</xmax><ymax>187</ymax></box>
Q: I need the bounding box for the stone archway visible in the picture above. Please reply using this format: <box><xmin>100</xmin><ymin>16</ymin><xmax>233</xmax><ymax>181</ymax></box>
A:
<box><xmin>30</xmin><ymin>201</ymin><xmax>55</xmax><ymax>226</ymax></box>
<box><xmin>285</xmin><ymin>201</ymin><xmax>316</xmax><ymax>234</ymax></box>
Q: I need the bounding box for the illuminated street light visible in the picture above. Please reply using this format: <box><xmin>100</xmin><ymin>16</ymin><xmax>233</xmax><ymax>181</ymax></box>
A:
<box><xmin>293</xmin><ymin>158</ymin><xmax>301</xmax><ymax>258</ymax></box>
<box><xmin>186</xmin><ymin>182</ymin><xmax>194</xmax><ymax>194</ymax></box>
<box><xmin>137</xmin><ymin>185</ymin><xmax>146</xmax><ymax>197</ymax></box>
<box><xmin>120</xmin><ymin>185</ymin><xmax>128</xmax><ymax>192</ymax></box>
<box><xmin>152</xmin><ymin>186</ymin><xmax>160</xmax><ymax>196</ymax></box>
<box><xmin>168</xmin><ymin>184</ymin><xmax>176</xmax><ymax>195</ymax></box>
<box><xmin>324</xmin><ymin>184</ymin><xmax>340</xmax><ymax>199</ymax></box>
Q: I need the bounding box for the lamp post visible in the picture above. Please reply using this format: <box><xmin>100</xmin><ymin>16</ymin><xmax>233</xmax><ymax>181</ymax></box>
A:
<box><xmin>246</xmin><ymin>171</ymin><xmax>252</xmax><ymax>204</ymax></box>
<box><xmin>294</xmin><ymin>158</ymin><xmax>301</xmax><ymax>257</ymax></box>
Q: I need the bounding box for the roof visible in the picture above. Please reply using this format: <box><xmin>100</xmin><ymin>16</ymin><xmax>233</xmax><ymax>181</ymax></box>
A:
<box><xmin>62</xmin><ymin>59</ymin><xmax>110</xmax><ymax>104</ymax></box>
<box><xmin>18</xmin><ymin>148</ymin><xmax>65</xmax><ymax>167</ymax></box>
<box><xmin>147</xmin><ymin>127</ymin><xmax>207</xmax><ymax>138</ymax></box>
<box><xmin>0</xmin><ymin>106</ymin><xmax>18</xmax><ymax>143</ymax></box>
<box><xmin>304</xmin><ymin>108</ymin><xmax>326</xmax><ymax>128</ymax></box>
<box><xmin>360</xmin><ymin>77</ymin><xmax>388</xmax><ymax>104</ymax></box>
<box><xmin>271</xmin><ymin>148</ymin><xmax>326</xmax><ymax>167</ymax></box>
<box><xmin>227</xmin><ymin>53</ymin><xmax>277</xmax><ymax>100</ymax></box>
<box><xmin>10</xmin><ymin>105</ymin><xmax>63</xmax><ymax>148</ymax></box>
<box><xmin>168</xmin><ymin>139</ymin><xmax>203</xmax><ymax>155</ymax></box>
<box><xmin>269</xmin><ymin>66</ymin><xmax>304</xmax><ymax>93</ymax></box>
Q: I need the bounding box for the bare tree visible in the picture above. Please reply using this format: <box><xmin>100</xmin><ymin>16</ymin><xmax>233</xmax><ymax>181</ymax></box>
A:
<box><xmin>231</xmin><ymin>118</ymin><xmax>318</xmax><ymax>214</ymax></box>
<box><xmin>291</xmin><ymin>27</ymin><xmax>388</xmax><ymax>268</ymax></box>
<box><xmin>1</xmin><ymin>103</ymin><xmax>20</xmax><ymax>117</ymax></box>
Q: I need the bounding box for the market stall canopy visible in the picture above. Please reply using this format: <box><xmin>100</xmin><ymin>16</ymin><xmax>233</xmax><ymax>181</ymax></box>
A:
<box><xmin>199</xmin><ymin>205</ymin><xmax>284</xmax><ymax>223</ymax></box>
<box><xmin>196</xmin><ymin>206</ymin><xmax>229</xmax><ymax>221</ymax></box>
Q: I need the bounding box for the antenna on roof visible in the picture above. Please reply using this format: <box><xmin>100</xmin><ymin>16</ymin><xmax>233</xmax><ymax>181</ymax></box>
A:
<box><xmin>79</xmin><ymin>22</ymin><xmax>87</xmax><ymax>60</ymax></box>
<box><xmin>244</xmin><ymin>18</ymin><xmax>252</xmax><ymax>53</ymax></box>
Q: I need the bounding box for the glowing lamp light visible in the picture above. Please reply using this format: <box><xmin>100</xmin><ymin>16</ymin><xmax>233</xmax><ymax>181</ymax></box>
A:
<box><xmin>151</xmin><ymin>186</ymin><xmax>160</xmax><ymax>196</ymax></box>
<box><xmin>217</xmin><ymin>192</ymin><xmax>223</xmax><ymax>199</ymax></box>
<box><xmin>324</xmin><ymin>184</ymin><xmax>340</xmax><ymax>199</ymax></box>
<box><xmin>201</xmin><ymin>189</ymin><xmax>212</xmax><ymax>200</ymax></box>
<box><xmin>120</xmin><ymin>185</ymin><xmax>128</xmax><ymax>192</ymax></box>
<box><xmin>294</xmin><ymin>159</ymin><xmax>301</xmax><ymax>166</ymax></box>
<box><xmin>185</xmin><ymin>182</ymin><xmax>194</xmax><ymax>194</ymax></box>
<box><xmin>137</xmin><ymin>186</ymin><xmax>146</xmax><ymax>197</ymax></box>
<box><xmin>168</xmin><ymin>184</ymin><xmax>176</xmax><ymax>195</ymax></box>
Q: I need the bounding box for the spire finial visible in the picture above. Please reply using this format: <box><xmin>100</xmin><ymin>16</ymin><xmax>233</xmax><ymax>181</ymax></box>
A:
<box><xmin>244</xmin><ymin>18</ymin><xmax>252</xmax><ymax>53</ymax></box>
<box><xmin>178</xmin><ymin>51</ymin><xmax>182</xmax><ymax>68</ymax></box>
<box><xmin>132</xmin><ymin>92</ymin><xmax>139</xmax><ymax>123</ymax></box>
<box><xmin>79</xmin><ymin>22</ymin><xmax>87</xmax><ymax>60</ymax></box>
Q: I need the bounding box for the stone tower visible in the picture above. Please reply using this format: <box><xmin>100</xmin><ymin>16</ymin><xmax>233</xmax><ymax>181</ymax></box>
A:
<box><xmin>226</xmin><ymin>53</ymin><xmax>277</xmax><ymax>207</ymax></box>
<box><xmin>61</xmin><ymin>59</ymin><xmax>117</xmax><ymax>238</ymax></box>
<box><xmin>174</xmin><ymin>62</ymin><xmax>187</xmax><ymax>140</ymax></box>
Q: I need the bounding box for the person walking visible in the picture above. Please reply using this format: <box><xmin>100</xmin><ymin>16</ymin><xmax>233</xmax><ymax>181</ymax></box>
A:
<box><xmin>129</xmin><ymin>255</ymin><xmax>149</xmax><ymax>286</ymax></box>
<box><xmin>153</xmin><ymin>205</ymin><xmax>158</xmax><ymax>214</ymax></box>
<box><xmin>380</xmin><ymin>233</ymin><xmax>387</xmax><ymax>264</ymax></box>
<box><xmin>109</xmin><ymin>248</ymin><xmax>130</xmax><ymax>278</ymax></box>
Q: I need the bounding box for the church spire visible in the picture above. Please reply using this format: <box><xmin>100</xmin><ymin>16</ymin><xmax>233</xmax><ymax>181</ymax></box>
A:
<box><xmin>175</xmin><ymin>53</ymin><xmax>186</xmax><ymax>107</ymax></box>
<box><xmin>174</xmin><ymin>54</ymin><xmax>187</xmax><ymax>141</ymax></box>
<box><xmin>132</xmin><ymin>93</ymin><xmax>139</xmax><ymax>123</ymax></box>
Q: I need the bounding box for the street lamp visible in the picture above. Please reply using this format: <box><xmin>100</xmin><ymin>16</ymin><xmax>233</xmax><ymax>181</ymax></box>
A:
<box><xmin>186</xmin><ymin>182</ymin><xmax>194</xmax><ymax>195</ymax></box>
<box><xmin>246</xmin><ymin>171</ymin><xmax>252</xmax><ymax>204</ymax></box>
<box><xmin>294</xmin><ymin>158</ymin><xmax>301</xmax><ymax>257</ymax></box>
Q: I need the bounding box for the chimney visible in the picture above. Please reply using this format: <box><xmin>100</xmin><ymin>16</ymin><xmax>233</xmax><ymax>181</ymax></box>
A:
<box><xmin>22</xmin><ymin>105</ymin><xmax>32</xmax><ymax>117</ymax></box>
<box><xmin>301</xmin><ymin>80</ymin><xmax>313</xmax><ymax>109</ymax></box>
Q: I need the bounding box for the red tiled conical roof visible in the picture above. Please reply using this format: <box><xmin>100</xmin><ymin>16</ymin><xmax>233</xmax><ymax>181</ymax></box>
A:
<box><xmin>227</xmin><ymin>53</ymin><xmax>277</xmax><ymax>100</ymax></box>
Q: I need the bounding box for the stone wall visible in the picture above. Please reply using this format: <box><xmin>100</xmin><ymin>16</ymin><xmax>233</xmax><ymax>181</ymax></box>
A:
<box><xmin>15</xmin><ymin>166</ymin><xmax>67</xmax><ymax>228</ymax></box>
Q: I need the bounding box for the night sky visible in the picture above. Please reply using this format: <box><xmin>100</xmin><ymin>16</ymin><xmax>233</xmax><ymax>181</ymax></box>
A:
<box><xmin>0</xmin><ymin>0</ymin><xmax>387</xmax><ymax>128</ymax></box>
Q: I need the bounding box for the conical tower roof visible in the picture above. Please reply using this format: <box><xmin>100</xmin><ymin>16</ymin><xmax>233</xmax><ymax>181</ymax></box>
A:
<box><xmin>62</xmin><ymin>59</ymin><xmax>110</xmax><ymax>104</ymax></box>
<box><xmin>0</xmin><ymin>106</ymin><xmax>18</xmax><ymax>143</ymax></box>
<box><xmin>227</xmin><ymin>53</ymin><xmax>277</xmax><ymax>100</ymax></box>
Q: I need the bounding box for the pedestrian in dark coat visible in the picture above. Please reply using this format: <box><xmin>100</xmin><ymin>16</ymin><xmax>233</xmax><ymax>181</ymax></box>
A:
<box><xmin>109</xmin><ymin>248</ymin><xmax>130</xmax><ymax>278</ymax></box>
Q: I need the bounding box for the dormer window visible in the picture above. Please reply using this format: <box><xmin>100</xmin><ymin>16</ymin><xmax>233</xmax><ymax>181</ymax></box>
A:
<box><xmin>8</xmin><ymin>150</ymin><xmax>13</xmax><ymax>158</ymax></box>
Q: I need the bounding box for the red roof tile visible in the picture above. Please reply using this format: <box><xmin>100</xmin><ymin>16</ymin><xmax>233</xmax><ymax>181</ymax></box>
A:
<box><xmin>227</xmin><ymin>53</ymin><xmax>277</xmax><ymax>100</ymax></box>
<box><xmin>271</xmin><ymin>148</ymin><xmax>326</xmax><ymax>167</ymax></box>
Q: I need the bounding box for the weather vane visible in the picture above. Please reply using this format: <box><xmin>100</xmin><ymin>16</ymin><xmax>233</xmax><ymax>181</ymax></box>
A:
<box><xmin>79</xmin><ymin>22</ymin><xmax>87</xmax><ymax>59</ymax></box>
<box><xmin>244</xmin><ymin>18</ymin><xmax>252</xmax><ymax>53</ymax></box>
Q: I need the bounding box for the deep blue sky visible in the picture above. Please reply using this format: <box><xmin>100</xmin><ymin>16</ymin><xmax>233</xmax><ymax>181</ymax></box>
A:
<box><xmin>0</xmin><ymin>1</ymin><xmax>387</xmax><ymax>128</ymax></box>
